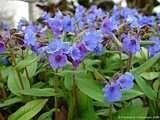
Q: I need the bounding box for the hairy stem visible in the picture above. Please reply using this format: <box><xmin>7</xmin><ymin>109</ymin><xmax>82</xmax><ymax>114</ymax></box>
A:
<box><xmin>54</xmin><ymin>70</ymin><xmax>59</xmax><ymax>120</ymax></box>
<box><xmin>109</xmin><ymin>104</ymin><xmax>112</xmax><ymax>120</ymax></box>
<box><xmin>127</xmin><ymin>52</ymin><xmax>132</xmax><ymax>71</ymax></box>
<box><xmin>72</xmin><ymin>72</ymin><xmax>78</xmax><ymax>115</ymax></box>
<box><xmin>10</xmin><ymin>52</ymin><xmax>24</xmax><ymax>90</ymax></box>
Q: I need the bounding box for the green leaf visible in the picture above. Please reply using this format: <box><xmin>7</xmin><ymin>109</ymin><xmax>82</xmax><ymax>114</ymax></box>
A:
<box><xmin>20</xmin><ymin>88</ymin><xmax>58</xmax><ymax>97</ymax></box>
<box><xmin>15</xmin><ymin>52</ymin><xmax>44</xmax><ymax>70</ymax></box>
<box><xmin>7</xmin><ymin>67</ymin><xmax>30</xmax><ymax>96</ymax></box>
<box><xmin>26</xmin><ymin>62</ymin><xmax>37</xmax><ymax>78</ymax></box>
<box><xmin>134</xmin><ymin>75</ymin><xmax>157</xmax><ymax>100</ymax></box>
<box><xmin>153</xmin><ymin>80</ymin><xmax>160</xmax><ymax>92</ymax></box>
<box><xmin>76</xmin><ymin>91</ymin><xmax>100</xmax><ymax>120</ymax></box>
<box><xmin>132</xmin><ymin>52</ymin><xmax>160</xmax><ymax>75</ymax></box>
<box><xmin>121</xmin><ymin>89</ymin><xmax>144</xmax><ymax>101</ymax></box>
<box><xmin>7</xmin><ymin>67</ymin><xmax>22</xmax><ymax>96</ymax></box>
<box><xmin>15</xmin><ymin>55</ymin><xmax>36</xmax><ymax>70</ymax></box>
<box><xmin>112</xmin><ymin>105</ymin><xmax>148</xmax><ymax>120</ymax></box>
<box><xmin>77</xmin><ymin>77</ymin><xmax>105</xmax><ymax>103</ymax></box>
<box><xmin>140</xmin><ymin>41</ymin><xmax>155</xmax><ymax>46</ymax></box>
<box><xmin>8</xmin><ymin>99</ymin><xmax>48</xmax><ymax>120</ymax></box>
<box><xmin>64</xmin><ymin>75</ymin><xmax>73</xmax><ymax>90</ymax></box>
<box><xmin>37</xmin><ymin>108</ymin><xmax>56</xmax><ymax>120</ymax></box>
<box><xmin>140</xmin><ymin>72</ymin><xmax>160</xmax><ymax>80</ymax></box>
<box><xmin>0</xmin><ymin>97</ymin><xmax>23</xmax><ymax>108</ymax></box>
<box><xmin>46</xmin><ymin>28</ymin><xmax>53</xmax><ymax>40</ymax></box>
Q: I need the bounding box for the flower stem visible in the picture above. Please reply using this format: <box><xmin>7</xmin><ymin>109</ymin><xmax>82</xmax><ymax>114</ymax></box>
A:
<box><xmin>54</xmin><ymin>70</ymin><xmax>58</xmax><ymax>109</ymax></box>
<box><xmin>54</xmin><ymin>70</ymin><xmax>59</xmax><ymax>120</ymax></box>
<box><xmin>72</xmin><ymin>72</ymin><xmax>78</xmax><ymax>115</ymax></box>
<box><xmin>127</xmin><ymin>52</ymin><xmax>132</xmax><ymax>71</ymax></box>
<box><xmin>109</xmin><ymin>104</ymin><xmax>113</xmax><ymax>120</ymax></box>
<box><xmin>10</xmin><ymin>52</ymin><xmax>24</xmax><ymax>90</ymax></box>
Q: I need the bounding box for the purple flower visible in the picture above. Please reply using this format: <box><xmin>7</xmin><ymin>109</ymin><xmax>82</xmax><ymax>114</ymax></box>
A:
<box><xmin>63</xmin><ymin>15</ymin><xmax>76</xmax><ymax>32</ymax></box>
<box><xmin>121</xmin><ymin>34</ymin><xmax>140</xmax><ymax>54</ymax></box>
<box><xmin>0</xmin><ymin>41</ymin><xmax>5</xmax><ymax>52</ymax></box>
<box><xmin>24</xmin><ymin>22</ymin><xmax>36</xmax><ymax>46</ymax></box>
<box><xmin>47</xmin><ymin>39</ymin><xmax>63</xmax><ymax>54</ymax></box>
<box><xmin>148</xmin><ymin>36</ymin><xmax>160</xmax><ymax>57</ymax></box>
<box><xmin>48</xmin><ymin>17</ymin><xmax>63</xmax><ymax>37</ymax></box>
<box><xmin>71</xmin><ymin>59</ymin><xmax>81</xmax><ymax>69</ymax></box>
<box><xmin>117</xmin><ymin>72</ymin><xmax>134</xmax><ymax>90</ymax></box>
<box><xmin>101</xmin><ymin>17</ymin><xmax>113</xmax><ymax>34</ymax></box>
<box><xmin>76</xmin><ymin>42</ymin><xmax>88</xmax><ymax>57</ymax></box>
<box><xmin>82</xmin><ymin>31</ymin><xmax>103</xmax><ymax>51</ymax></box>
<box><xmin>48</xmin><ymin>51</ymin><xmax>67</xmax><ymax>69</ymax></box>
<box><xmin>158</xmin><ymin>24</ymin><xmax>160</xmax><ymax>33</ymax></box>
<box><xmin>103</xmin><ymin>82</ymin><xmax>122</xmax><ymax>102</ymax></box>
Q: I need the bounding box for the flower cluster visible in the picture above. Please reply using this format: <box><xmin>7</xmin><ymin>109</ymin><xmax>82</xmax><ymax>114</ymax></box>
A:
<box><xmin>103</xmin><ymin>72</ymin><xmax>134</xmax><ymax>102</ymax></box>
<box><xmin>0</xmin><ymin>5</ymin><xmax>160</xmax><ymax>104</ymax></box>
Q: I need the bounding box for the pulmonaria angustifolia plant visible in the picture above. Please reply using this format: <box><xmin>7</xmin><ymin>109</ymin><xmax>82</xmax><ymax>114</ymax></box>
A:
<box><xmin>0</xmin><ymin>4</ymin><xmax>160</xmax><ymax>120</ymax></box>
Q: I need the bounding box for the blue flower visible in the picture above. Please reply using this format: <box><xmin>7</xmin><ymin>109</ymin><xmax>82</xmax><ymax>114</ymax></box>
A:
<box><xmin>82</xmin><ymin>31</ymin><xmax>103</xmax><ymax>51</ymax></box>
<box><xmin>24</xmin><ymin>22</ymin><xmax>36</xmax><ymax>46</ymax></box>
<box><xmin>41</xmin><ymin>12</ymin><xmax>50</xmax><ymax>20</ymax></box>
<box><xmin>48</xmin><ymin>17</ymin><xmax>63</xmax><ymax>37</ymax></box>
<box><xmin>17</xmin><ymin>17</ymin><xmax>27</xmax><ymax>31</ymax></box>
<box><xmin>121</xmin><ymin>34</ymin><xmax>140</xmax><ymax>54</ymax></box>
<box><xmin>103</xmin><ymin>82</ymin><xmax>122</xmax><ymax>102</ymax></box>
<box><xmin>1</xmin><ymin>56</ymin><xmax>10</xmax><ymax>65</ymax></box>
<box><xmin>63</xmin><ymin>15</ymin><xmax>76</xmax><ymax>32</ymax></box>
<box><xmin>112</xmin><ymin>5</ymin><xmax>121</xmax><ymax>18</ymax></box>
<box><xmin>109</xmin><ymin>16</ymin><xmax>120</xmax><ymax>30</ymax></box>
<box><xmin>117</xmin><ymin>72</ymin><xmax>134</xmax><ymax>90</ymax></box>
<box><xmin>148</xmin><ymin>36</ymin><xmax>160</xmax><ymax>57</ymax></box>
<box><xmin>94</xmin><ymin>43</ymin><xmax>103</xmax><ymax>55</ymax></box>
<box><xmin>101</xmin><ymin>17</ymin><xmax>113</xmax><ymax>34</ymax></box>
<box><xmin>139</xmin><ymin>16</ymin><xmax>155</xmax><ymax>27</ymax></box>
<box><xmin>61</xmin><ymin>42</ymin><xmax>71</xmax><ymax>54</ymax></box>
<box><xmin>0</xmin><ymin>21</ymin><xmax>10</xmax><ymax>31</ymax></box>
<box><xmin>69</xmin><ymin>46</ymin><xmax>82</xmax><ymax>61</ymax></box>
<box><xmin>87</xmin><ymin>13</ymin><xmax>96</xmax><ymax>24</ymax></box>
<box><xmin>47</xmin><ymin>39</ymin><xmax>63</xmax><ymax>54</ymax></box>
<box><xmin>75</xmin><ymin>5</ymin><xmax>85</xmax><ymax>20</ymax></box>
<box><xmin>48</xmin><ymin>51</ymin><xmax>67</xmax><ymax>69</ymax></box>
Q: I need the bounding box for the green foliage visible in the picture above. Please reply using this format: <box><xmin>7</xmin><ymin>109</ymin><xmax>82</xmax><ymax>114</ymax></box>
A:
<box><xmin>8</xmin><ymin>99</ymin><xmax>48</xmax><ymax>120</ymax></box>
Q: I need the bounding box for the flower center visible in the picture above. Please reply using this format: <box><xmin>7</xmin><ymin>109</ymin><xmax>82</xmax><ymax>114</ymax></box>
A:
<box><xmin>55</xmin><ymin>55</ymin><xmax>62</xmax><ymax>62</ymax></box>
<box><xmin>130</xmin><ymin>39</ymin><xmax>136</xmax><ymax>45</ymax></box>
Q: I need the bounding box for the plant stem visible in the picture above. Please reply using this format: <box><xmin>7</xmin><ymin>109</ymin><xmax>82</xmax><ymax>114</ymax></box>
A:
<box><xmin>119</xmin><ymin>52</ymin><xmax>123</xmax><ymax>73</ymax></box>
<box><xmin>54</xmin><ymin>70</ymin><xmax>58</xmax><ymax>109</ymax></box>
<box><xmin>24</xmin><ymin>67</ymin><xmax>30</xmax><ymax>82</ymax></box>
<box><xmin>54</xmin><ymin>70</ymin><xmax>59</xmax><ymax>120</ymax></box>
<box><xmin>22</xmin><ymin>50</ymin><xmax>30</xmax><ymax>83</ymax></box>
<box><xmin>72</xmin><ymin>72</ymin><xmax>78</xmax><ymax>116</ymax></box>
<box><xmin>109</xmin><ymin>104</ymin><xmax>112</xmax><ymax>120</ymax></box>
<box><xmin>127</xmin><ymin>52</ymin><xmax>132</xmax><ymax>71</ymax></box>
<box><xmin>10</xmin><ymin>52</ymin><xmax>24</xmax><ymax>90</ymax></box>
